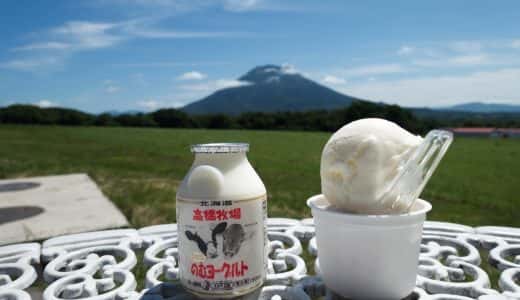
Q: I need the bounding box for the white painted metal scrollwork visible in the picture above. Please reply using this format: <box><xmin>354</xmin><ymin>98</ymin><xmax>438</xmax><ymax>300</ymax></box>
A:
<box><xmin>2</xmin><ymin>219</ymin><xmax>520</xmax><ymax>299</ymax></box>
<box><xmin>0</xmin><ymin>243</ymin><xmax>40</xmax><ymax>296</ymax></box>
<box><xmin>43</xmin><ymin>245</ymin><xmax>138</xmax><ymax>282</ymax></box>
<box><xmin>41</xmin><ymin>229</ymin><xmax>142</xmax><ymax>263</ymax></box>
<box><xmin>142</xmin><ymin>238</ymin><xmax>178</xmax><ymax>288</ymax></box>
<box><xmin>0</xmin><ymin>289</ymin><xmax>32</xmax><ymax>300</ymax></box>
<box><xmin>43</xmin><ymin>269</ymin><xmax>137</xmax><ymax>300</ymax></box>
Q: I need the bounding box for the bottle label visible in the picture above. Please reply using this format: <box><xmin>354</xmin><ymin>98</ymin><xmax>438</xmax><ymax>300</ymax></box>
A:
<box><xmin>176</xmin><ymin>195</ymin><xmax>267</xmax><ymax>296</ymax></box>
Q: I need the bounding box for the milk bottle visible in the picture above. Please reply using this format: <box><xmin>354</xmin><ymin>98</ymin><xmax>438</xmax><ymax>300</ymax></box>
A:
<box><xmin>176</xmin><ymin>143</ymin><xmax>267</xmax><ymax>297</ymax></box>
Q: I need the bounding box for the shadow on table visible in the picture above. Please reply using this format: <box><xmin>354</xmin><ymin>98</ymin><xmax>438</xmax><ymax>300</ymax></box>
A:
<box><xmin>0</xmin><ymin>206</ymin><xmax>45</xmax><ymax>225</ymax></box>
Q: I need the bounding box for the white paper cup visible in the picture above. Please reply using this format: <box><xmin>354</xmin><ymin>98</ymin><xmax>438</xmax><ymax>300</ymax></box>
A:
<box><xmin>307</xmin><ymin>194</ymin><xmax>431</xmax><ymax>300</ymax></box>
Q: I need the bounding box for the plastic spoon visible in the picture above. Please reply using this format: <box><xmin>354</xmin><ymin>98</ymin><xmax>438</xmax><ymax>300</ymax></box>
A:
<box><xmin>380</xmin><ymin>129</ymin><xmax>454</xmax><ymax>213</ymax></box>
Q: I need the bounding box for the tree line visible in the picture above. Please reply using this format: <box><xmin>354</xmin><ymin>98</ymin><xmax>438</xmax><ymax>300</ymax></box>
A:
<box><xmin>1</xmin><ymin>102</ymin><xmax>519</xmax><ymax>135</ymax></box>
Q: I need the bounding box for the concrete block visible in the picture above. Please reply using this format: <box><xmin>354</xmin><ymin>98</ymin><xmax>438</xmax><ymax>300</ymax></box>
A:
<box><xmin>0</xmin><ymin>174</ymin><xmax>128</xmax><ymax>245</ymax></box>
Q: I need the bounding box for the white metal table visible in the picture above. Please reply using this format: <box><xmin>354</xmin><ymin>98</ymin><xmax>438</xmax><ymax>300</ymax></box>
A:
<box><xmin>1</xmin><ymin>218</ymin><xmax>520</xmax><ymax>300</ymax></box>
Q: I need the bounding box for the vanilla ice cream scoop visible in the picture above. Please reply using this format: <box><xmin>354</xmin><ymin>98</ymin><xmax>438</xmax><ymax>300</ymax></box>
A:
<box><xmin>321</xmin><ymin>118</ymin><xmax>423</xmax><ymax>214</ymax></box>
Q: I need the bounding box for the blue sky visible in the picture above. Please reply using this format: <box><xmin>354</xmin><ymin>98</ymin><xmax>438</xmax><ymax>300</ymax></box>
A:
<box><xmin>1</xmin><ymin>0</ymin><xmax>520</xmax><ymax>113</ymax></box>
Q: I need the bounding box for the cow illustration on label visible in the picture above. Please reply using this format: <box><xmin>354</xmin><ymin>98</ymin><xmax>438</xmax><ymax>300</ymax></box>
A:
<box><xmin>222</xmin><ymin>223</ymin><xmax>246</xmax><ymax>258</ymax></box>
<box><xmin>185</xmin><ymin>222</ymin><xmax>250</xmax><ymax>259</ymax></box>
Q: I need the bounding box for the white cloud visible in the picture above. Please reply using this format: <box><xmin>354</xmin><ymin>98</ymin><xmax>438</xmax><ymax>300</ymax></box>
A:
<box><xmin>13</xmin><ymin>42</ymin><xmax>71</xmax><ymax>51</ymax></box>
<box><xmin>114</xmin><ymin>61</ymin><xmax>230</xmax><ymax>68</ymax></box>
<box><xmin>262</xmin><ymin>67</ymin><xmax>279</xmax><ymax>73</ymax></box>
<box><xmin>118</xmin><ymin>17</ymin><xmax>253</xmax><ymax>40</ymax></box>
<box><xmin>343</xmin><ymin>64</ymin><xmax>406</xmax><ymax>77</ymax></box>
<box><xmin>13</xmin><ymin>21</ymin><xmax>124</xmax><ymax>51</ymax></box>
<box><xmin>322</xmin><ymin>75</ymin><xmax>346</xmax><ymax>85</ymax></box>
<box><xmin>105</xmin><ymin>85</ymin><xmax>120</xmax><ymax>93</ymax></box>
<box><xmin>35</xmin><ymin>100</ymin><xmax>58</xmax><ymax>108</ymax></box>
<box><xmin>399</xmin><ymin>39</ymin><xmax>520</xmax><ymax>70</ymax></box>
<box><xmin>0</xmin><ymin>57</ymin><xmax>61</xmax><ymax>71</ymax></box>
<box><xmin>51</xmin><ymin>21</ymin><xmax>123</xmax><ymax>50</ymax></box>
<box><xmin>2</xmin><ymin>21</ymin><xmax>121</xmax><ymax>71</ymax></box>
<box><xmin>338</xmin><ymin>68</ymin><xmax>520</xmax><ymax>107</ymax></box>
<box><xmin>131</xmin><ymin>73</ymin><xmax>147</xmax><ymax>86</ymax></box>
<box><xmin>215</xmin><ymin>79</ymin><xmax>250</xmax><ymax>89</ymax></box>
<box><xmin>167</xmin><ymin>92</ymin><xmax>210</xmax><ymax>107</ymax></box>
<box><xmin>177</xmin><ymin>71</ymin><xmax>207</xmax><ymax>80</ymax></box>
<box><xmin>26</xmin><ymin>19</ymin><xmax>250</xmax><ymax>52</ymax></box>
<box><xmin>412</xmin><ymin>54</ymin><xmax>490</xmax><ymax>68</ymax></box>
<box><xmin>223</xmin><ymin>0</ymin><xmax>260</xmax><ymax>12</ymax></box>
<box><xmin>101</xmin><ymin>0</ymin><xmax>265</xmax><ymax>12</ymax></box>
<box><xmin>450</xmin><ymin>41</ymin><xmax>483</xmax><ymax>53</ymax></box>
<box><xmin>450</xmin><ymin>54</ymin><xmax>488</xmax><ymax>65</ymax></box>
<box><xmin>397</xmin><ymin>45</ymin><xmax>414</xmax><ymax>56</ymax></box>
<box><xmin>103</xmin><ymin>80</ymin><xmax>121</xmax><ymax>93</ymax></box>
<box><xmin>6</xmin><ymin>18</ymin><xmax>252</xmax><ymax>72</ymax></box>
<box><xmin>137</xmin><ymin>98</ymin><xmax>188</xmax><ymax>109</ymax></box>
<box><xmin>280</xmin><ymin>63</ymin><xmax>299</xmax><ymax>74</ymax></box>
<box><xmin>99</xmin><ymin>0</ymin><xmax>190</xmax><ymax>6</ymax></box>
<box><xmin>173</xmin><ymin>78</ymin><xmax>251</xmax><ymax>105</ymax></box>
<box><xmin>126</xmin><ymin>28</ymin><xmax>248</xmax><ymax>39</ymax></box>
<box><xmin>137</xmin><ymin>100</ymin><xmax>162</xmax><ymax>110</ymax></box>
<box><xmin>179</xmin><ymin>79</ymin><xmax>250</xmax><ymax>92</ymax></box>
<box><xmin>403</xmin><ymin>40</ymin><xmax>484</xmax><ymax>57</ymax></box>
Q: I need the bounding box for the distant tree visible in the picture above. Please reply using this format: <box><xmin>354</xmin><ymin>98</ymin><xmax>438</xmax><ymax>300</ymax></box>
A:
<box><xmin>383</xmin><ymin>104</ymin><xmax>422</xmax><ymax>133</ymax></box>
<box><xmin>48</xmin><ymin>108</ymin><xmax>93</xmax><ymax>125</ymax></box>
<box><xmin>151</xmin><ymin>109</ymin><xmax>192</xmax><ymax>127</ymax></box>
<box><xmin>0</xmin><ymin>105</ymin><xmax>44</xmax><ymax>124</ymax></box>
<box><xmin>95</xmin><ymin>113</ymin><xmax>119</xmax><ymax>126</ymax></box>
<box><xmin>207</xmin><ymin>114</ymin><xmax>236</xmax><ymax>129</ymax></box>
<box><xmin>237</xmin><ymin>112</ymin><xmax>276</xmax><ymax>129</ymax></box>
<box><xmin>0</xmin><ymin>105</ymin><xmax>94</xmax><ymax>125</ymax></box>
<box><xmin>115</xmin><ymin>113</ymin><xmax>157</xmax><ymax>127</ymax></box>
<box><xmin>1</xmin><ymin>101</ymin><xmax>518</xmax><ymax>133</ymax></box>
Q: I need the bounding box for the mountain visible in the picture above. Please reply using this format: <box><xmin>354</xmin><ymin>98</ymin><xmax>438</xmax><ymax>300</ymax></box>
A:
<box><xmin>442</xmin><ymin>102</ymin><xmax>520</xmax><ymax>113</ymax></box>
<box><xmin>182</xmin><ymin>65</ymin><xmax>363</xmax><ymax>115</ymax></box>
<box><xmin>409</xmin><ymin>107</ymin><xmax>520</xmax><ymax>127</ymax></box>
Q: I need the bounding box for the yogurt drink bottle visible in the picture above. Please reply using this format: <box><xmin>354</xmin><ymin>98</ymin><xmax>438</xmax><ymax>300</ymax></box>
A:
<box><xmin>176</xmin><ymin>143</ymin><xmax>268</xmax><ymax>297</ymax></box>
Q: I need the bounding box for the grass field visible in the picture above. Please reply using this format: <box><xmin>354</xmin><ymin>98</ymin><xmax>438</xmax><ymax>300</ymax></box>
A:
<box><xmin>1</xmin><ymin>125</ymin><xmax>519</xmax><ymax>228</ymax></box>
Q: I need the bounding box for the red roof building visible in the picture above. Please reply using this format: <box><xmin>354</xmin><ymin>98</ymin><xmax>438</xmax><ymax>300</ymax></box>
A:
<box><xmin>448</xmin><ymin>127</ymin><xmax>520</xmax><ymax>138</ymax></box>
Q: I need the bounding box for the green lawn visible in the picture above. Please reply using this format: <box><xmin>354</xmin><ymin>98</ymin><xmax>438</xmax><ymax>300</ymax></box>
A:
<box><xmin>1</xmin><ymin>125</ymin><xmax>519</xmax><ymax>228</ymax></box>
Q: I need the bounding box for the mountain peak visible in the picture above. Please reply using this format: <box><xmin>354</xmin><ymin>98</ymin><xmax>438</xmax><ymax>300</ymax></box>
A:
<box><xmin>182</xmin><ymin>64</ymin><xmax>362</xmax><ymax>115</ymax></box>
<box><xmin>239</xmin><ymin>64</ymin><xmax>300</xmax><ymax>84</ymax></box>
